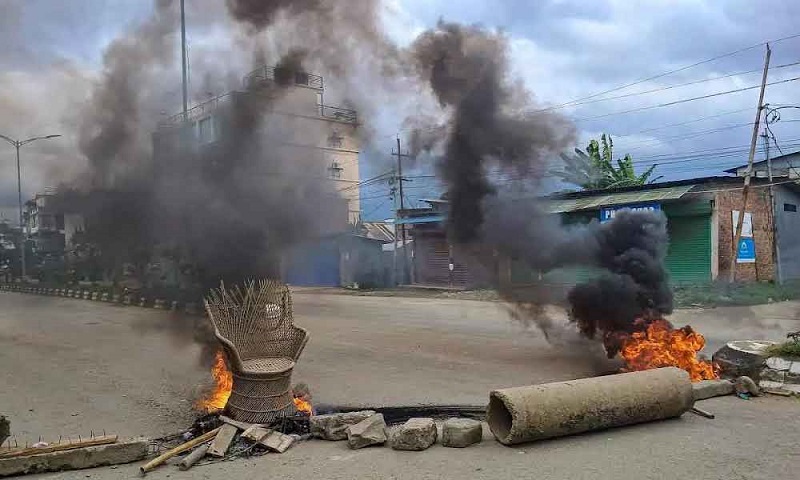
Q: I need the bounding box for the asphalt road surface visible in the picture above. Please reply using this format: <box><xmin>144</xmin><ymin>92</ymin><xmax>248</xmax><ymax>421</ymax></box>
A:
<box><xmin>1</xmin><ymin>290</ymin><xmax>798</xmax><ymax>479</ymax></box>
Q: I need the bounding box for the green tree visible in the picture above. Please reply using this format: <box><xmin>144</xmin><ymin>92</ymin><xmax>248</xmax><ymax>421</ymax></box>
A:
<box><xmin>551</xmin><ymin>134</ymin><xmax>662</xmax><ymax>190</ymax></box>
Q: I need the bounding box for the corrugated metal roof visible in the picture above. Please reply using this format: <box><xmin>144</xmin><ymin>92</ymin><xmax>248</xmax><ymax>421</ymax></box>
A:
<box><xmin>361</xmin><ymin>221</ymin><xmax>395</xmax><ymax>243</ymax></box>
<box><xmin>396</xmin><ymin>214</ymin><xmax>446</xmax><ymax>225</ymax></box>
<box><xmin>542</xmin><ymin>185</ymin><xmax>695</xmax><ymax>213</ymax></box>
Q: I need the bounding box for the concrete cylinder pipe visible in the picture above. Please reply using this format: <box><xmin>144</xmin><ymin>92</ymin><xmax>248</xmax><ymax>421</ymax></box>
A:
<box><xmin>487</xmin><ymin>367</ymin><xmax>694</xmax><ymax>445</ymax></box>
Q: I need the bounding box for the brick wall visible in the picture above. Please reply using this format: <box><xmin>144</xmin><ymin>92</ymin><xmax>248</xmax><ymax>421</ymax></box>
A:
<box><xmin>715</xmin><ymin>188</ymin><xmax>775</xmax><ymax>281</ymax></box>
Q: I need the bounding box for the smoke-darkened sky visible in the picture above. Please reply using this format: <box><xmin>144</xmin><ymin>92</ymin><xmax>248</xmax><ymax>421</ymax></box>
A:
<box><xmin>1</xmin><ymin>0</ymin><xmax>800</xmax><ymax>218</ymax></box>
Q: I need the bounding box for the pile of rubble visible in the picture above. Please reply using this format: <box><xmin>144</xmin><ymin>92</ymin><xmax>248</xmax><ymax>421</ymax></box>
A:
<box><xmin>141</xmin><ymin>414</ymin><xmax>307</xmax><ymax>475</ymax></box>
<box><xmin>310</xmin><ymin>410</ymin><xmax>483</xmax><ymax>451</ymax></box>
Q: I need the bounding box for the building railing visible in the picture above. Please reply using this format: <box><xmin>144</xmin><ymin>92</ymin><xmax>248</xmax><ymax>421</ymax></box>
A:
<box><xmin>158</xmin><ymin>92</ymin><xmax>234</xmax><ymax>128</ymax></box>
<box><xmin>319</xmin><ymin>104</ymin><xmax>358</xmax><ymax>124</ymax></box>
<box><xmin>244</xmin><ymin>65</ymin><xmax>324</xmax><ymax>90</ymax></box>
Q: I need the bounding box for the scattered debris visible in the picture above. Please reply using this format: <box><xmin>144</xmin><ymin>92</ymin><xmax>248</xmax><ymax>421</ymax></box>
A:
<box><xmin>733</xmin><ymin>376</ymin><xmax>761</xmax><ymax>397</ymax></box>
<box><xmin>391</xmin><ymin>418</ymin><xmax>438</xmax><ymax>451</ymax></box>
<box><xmin>140</xmin><ymin>426</ymin><xmax>221</xmax><ymax>475</ymax></box>
<box><xmin>346</xmin><ymin>414</ymin><xmax>387</xmax><ymax>450</ymax></box>
<box><xmin>441</xmin><ymin>418</ymin><xmax>482</xmax><ymax>448</ymax></box>
<box><xmin>177</xmin><ymin>444</ymin><xmax>209</xmax><ymax>471</ymax></box>
<box><xmin>692</xmin><ymin>379</ymin><xmax>735</xmax><ymax>401</ymax></box>
<box><xmin>310</xmin><ymin>410</ymin><xmax>376</xmax><ymax>441</ymax></box>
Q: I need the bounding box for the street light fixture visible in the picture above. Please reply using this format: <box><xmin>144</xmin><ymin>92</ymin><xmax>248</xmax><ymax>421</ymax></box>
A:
<box><xmin>0</xmin><ymin>133</ymin><xmax>62</xmax><ymax>279</ymax></box>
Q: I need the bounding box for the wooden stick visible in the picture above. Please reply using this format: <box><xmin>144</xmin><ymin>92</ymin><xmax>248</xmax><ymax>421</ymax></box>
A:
<box><xmin>0</xmin><ymin>435</ymin><xmax>118</xmax><ymax>459</ymax></box>
<box><xmin>690</xmin><ymin>406</ymin><xmax>715</xmax><ymax>419</ymax></box>
<box><xmin>178</xmin><ymin>443</ymin><xmax>209</xmax><ymax>471</ymax></box>
<box><xmin>139</xmin><ymin>427</ymin><xmax>220</xmax><ymax>475</ymax></box>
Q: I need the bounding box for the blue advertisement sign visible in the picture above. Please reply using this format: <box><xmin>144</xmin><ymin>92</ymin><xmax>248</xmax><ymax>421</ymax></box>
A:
<box><xmin>737</xmin><ymin>237</ymin><xmax>756</xmax><ymax>263</ymax></box>
<box><xmin>600</xmin><ymin>203</ymin><xmax>661</xmax><ymax>223</ymax></box>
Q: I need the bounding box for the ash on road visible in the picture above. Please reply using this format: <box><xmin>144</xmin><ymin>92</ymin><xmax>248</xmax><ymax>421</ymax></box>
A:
<box><xmin>0</xmin><ymin>291</ymin><xmax>798</xmax><ymax>479</ymax></box>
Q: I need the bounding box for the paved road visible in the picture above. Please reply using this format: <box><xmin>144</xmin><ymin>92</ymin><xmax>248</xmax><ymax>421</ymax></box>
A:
<box><xmin>0</xmin><ymin>291</ymin><xmax>798</xmax><ymax>479</ymax></box>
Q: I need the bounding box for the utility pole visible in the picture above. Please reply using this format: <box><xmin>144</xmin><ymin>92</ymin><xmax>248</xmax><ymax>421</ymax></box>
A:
<box><xmin>729</xmin><ymin>43</ymin><xmax>771</xmax><ymax>282</ymax></box>
<box><xmin>180</xmin><ymin>0</ymin><xmax>189</xmax><ymax>120</ymax></box>
<box><xmin>0</xmin><ymin>134</ymin><xmax>61</xmax><ymax>280</ymax></box>
<box><xmin>392</xmin><ymin>137</ymin><xmax>411</xmax><ymax>285</ymax></box>
<box><xmin>763</xmin><ymin>126</ymin><xmax>782</xmax><ymax>283</ymax></box>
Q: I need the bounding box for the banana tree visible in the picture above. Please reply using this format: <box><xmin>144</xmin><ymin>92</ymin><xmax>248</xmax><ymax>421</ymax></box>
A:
<box><xmin>550</xmin><ymin>134</ymin><xmax>662</xmax><ymax>190</ymax></box>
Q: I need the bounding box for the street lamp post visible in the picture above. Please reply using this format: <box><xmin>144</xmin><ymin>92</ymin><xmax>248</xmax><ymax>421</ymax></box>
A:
<box><xmin>0</xmin><ymin>134</ymin><xmax>61</xmax><ymax>279</ymax></box>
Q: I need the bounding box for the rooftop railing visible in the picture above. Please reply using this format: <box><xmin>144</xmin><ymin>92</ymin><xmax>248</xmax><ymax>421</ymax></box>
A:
<box><xmin>244</xmin><ymin>65</ymin><xmax>324</xmax><ymax>90</ymax></box>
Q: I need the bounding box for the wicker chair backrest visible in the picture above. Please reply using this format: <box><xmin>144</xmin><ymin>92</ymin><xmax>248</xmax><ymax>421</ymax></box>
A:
<box><xmin>205</xmin><ymin>280</ymin><xmax>295</xmax><ymax>361</ymax></box>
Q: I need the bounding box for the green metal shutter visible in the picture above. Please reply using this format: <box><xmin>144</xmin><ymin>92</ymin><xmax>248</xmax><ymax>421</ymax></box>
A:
<box><xmin>665</xmin><ymin>215</ymin><xmax>711</xmax><ymax>284</ymax></box>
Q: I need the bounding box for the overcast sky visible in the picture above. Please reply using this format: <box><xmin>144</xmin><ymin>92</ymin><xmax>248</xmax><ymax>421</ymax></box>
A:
<box><xmin>1</xmin><ymin>0</ymin><xmax>799</xmax><ymax>221</ymax></box>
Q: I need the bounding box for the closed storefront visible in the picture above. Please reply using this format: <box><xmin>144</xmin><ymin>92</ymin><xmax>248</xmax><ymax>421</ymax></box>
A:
<box><xmin>664</xmin><ymin>214</ymin><xmax>712</xmax><ymax>283</ymax></box>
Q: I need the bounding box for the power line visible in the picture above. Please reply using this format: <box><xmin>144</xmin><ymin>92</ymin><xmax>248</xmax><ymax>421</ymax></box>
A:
<box><xmin>573</xmin><ymin>75</ymin><xmax>800</xmax><ymax>121</ymax></box>
<box><xmin>538</xmin><ymin>31</ymin><xmax>800</xmax><ymax>111</ymax></box>
<box><xmin>615</xmin><ymin>108</ymin><xmax>753</xmax><ymax>136</ymax></box>
<box><xmin>539</xmin><ymin>61</ymin><xmax>800</xmax><ymax>112</ymax></box>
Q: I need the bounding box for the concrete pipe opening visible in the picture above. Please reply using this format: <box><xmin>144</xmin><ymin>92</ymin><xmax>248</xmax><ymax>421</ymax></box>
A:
<box><xmin>487</xmin><ymin>367</ymin><xmax>694</xmax><ymax>446</ymax></box>
<box><xmin>486</xmin><ymin>394</ymin><xmax>512</xmax><ymax>441</ymax></box>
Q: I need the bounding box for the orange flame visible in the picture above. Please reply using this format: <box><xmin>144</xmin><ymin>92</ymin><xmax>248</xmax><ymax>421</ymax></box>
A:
<box><xmin>620</xmin><ymin>319</ymin><xmax>719</xmax><ymax>382</ymax></box>
<box><xmin>196</xmin><ymin>350</ymin><xmax>233</xmax><ymax>412</ymax></box>
<box><xmin>293</xmin><ymin>397</ymin><xmax>313</xmax><ymax>416</ymax></box>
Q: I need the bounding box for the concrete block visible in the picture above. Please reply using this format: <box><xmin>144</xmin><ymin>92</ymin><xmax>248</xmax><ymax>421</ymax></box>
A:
<box><xmin>441</xmin><ymin>418</ymin><xmax>482</xmax><ymax>448</ymax></box>
<box><xmin>310</xmin><ymin>410</ymin><xmax>376</xmax><ymax>441</ymax></box>
<box><xmin>391</xmin><ymin>418</ymin><xmax>437</xmax><ymax>451</ymax></box>
<box><xmin>766</xmin><ymin>357</ymin><xmax>793</xmax><ymax>371</ymax></box>
<box><xmin>0</xmin><ymin>438</ymin><xmax>148</xmax><ymax>477</ymax></box>
<box><xmin>692</xmin><ymin>379</ymin><xmax>734</xmax><ymax>401</ymax></box>
<box><xmin>760</xmin><ymin>367</ymin><xmax>786</xmax><ymax>383</ymax></box>
<box><xmin>347</xmin><ymin>413</ymin><xmax>387</xmax><ymax>449</ymax></box>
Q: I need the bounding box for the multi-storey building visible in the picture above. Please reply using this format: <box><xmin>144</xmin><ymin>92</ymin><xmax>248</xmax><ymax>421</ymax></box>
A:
<box><xmin>153</xmin><ymin>63</ymin><xmax>361</xmax><ymax>226</ymax></box>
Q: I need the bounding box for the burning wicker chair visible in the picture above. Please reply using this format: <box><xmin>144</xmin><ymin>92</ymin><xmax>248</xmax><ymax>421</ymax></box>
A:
<box><xmin>204</xmin><ymin>280</ymin><xmax>309</xmax><ymax>423</ymax></box>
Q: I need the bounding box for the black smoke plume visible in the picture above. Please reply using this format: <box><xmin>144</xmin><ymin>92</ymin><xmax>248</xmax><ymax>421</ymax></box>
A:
<box><xmin>409</xmin><ymin>22</ymin><xmax>574</xmax><ymax>243</ymax></box>
<box><xmin>406</xmin><ymin>23</ymin><xmax>673</xmax><ymax>355</ymax></box>
<box><xmin>62</xmin><ymin>0</ymin><xmax>346</xmax><ymax>293</ymax></box>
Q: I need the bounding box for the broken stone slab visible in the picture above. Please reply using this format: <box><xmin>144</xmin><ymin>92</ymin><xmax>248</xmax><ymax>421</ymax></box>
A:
<box><xmin>0</xmin><ymin>438</ymin><xmax>148</xmax><ymax>477</ymax></box>
<box><xmin>310</xmin><ymin>410</ymin><xmax>376</xmax><ymax>441</ymax></box>
<box><xmin>441</xmin><ymin>418</ymin><xmax>482</xmax><ymax>448</ymax></box>
<box><xmin>766</xmin><ymin>356</ymin><xmax>792</xmax><ymax>370</ymax></box>
<box><xmin>734</xmin><ymin>376</ymin><xmax>761</xmax><ymax>396</ymax></box>
<box><xmin>347</xmin><ymin>413</ymin><xmax>387</xmax><ymax>450</ymax></box>
<box><xmin>240</xmin><ymin>425</ymin><xmax>294</xmax><ymax>453</ymax></box>
<box><xmin>760</xmin><ymin>367</ymin><xmax>787</xmax><ymax>383</ymax></box>
<box><xmin>391</xmin><ymin>418</ymin><xmax>437</xmax><ymax>451</ymax></box>
<box><xmin>692</xmin><ymin>379</ymin><xmax>734</xmax><ymax>401</ymax></box>
<box><xmin>261</xmin><ymin>431</ymin><xmax>294</xmax><ymax>453</ymax></box>
<box><xmin>208</xmin><ymin>424</ymin><xmax>238</xmax><ymax>458</ymax></box>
